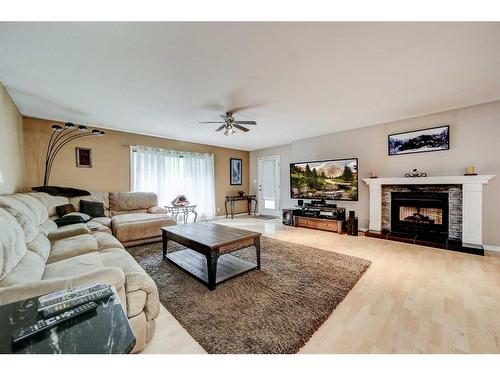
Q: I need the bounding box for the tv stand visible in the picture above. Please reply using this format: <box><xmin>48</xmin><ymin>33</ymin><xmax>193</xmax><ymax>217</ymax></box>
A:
<box><xmin>291</xmin><ymin>204</ymin><xmax>346</xmax><ymax>234</ymax></box>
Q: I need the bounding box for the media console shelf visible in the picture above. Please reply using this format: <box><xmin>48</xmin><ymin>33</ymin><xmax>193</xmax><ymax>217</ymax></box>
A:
<box><xmin>294</xmin><ymin>216</ymin><xmax>344</xmax><ymax>233</ymax></box>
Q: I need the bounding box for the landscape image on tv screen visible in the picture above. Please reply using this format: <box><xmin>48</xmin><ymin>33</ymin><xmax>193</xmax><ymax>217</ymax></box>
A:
<box><xmin>290</xmin><ymin>158</ymin><xmax>358</xmax><ymax>201</ymax></box>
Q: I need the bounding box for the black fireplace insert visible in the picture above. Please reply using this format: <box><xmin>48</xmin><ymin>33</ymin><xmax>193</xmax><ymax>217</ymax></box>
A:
<box><xmin>391</xmin><ymin>192</ymin><xmax>449</xmax><ymax>238</ymax></box>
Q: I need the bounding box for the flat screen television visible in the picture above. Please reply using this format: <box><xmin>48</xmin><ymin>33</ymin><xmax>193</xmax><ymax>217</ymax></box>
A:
<box><xmin>290</xmin><ymin>158</ymin><xmax>358</xmax><ymax>201</ymax></box>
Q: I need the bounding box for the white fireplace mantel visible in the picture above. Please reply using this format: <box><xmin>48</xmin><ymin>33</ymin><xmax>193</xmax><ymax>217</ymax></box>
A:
<box><xmin>362</xmin><ymin>175</ymin><xmax>495</xmax><ymax>245</ymax></box>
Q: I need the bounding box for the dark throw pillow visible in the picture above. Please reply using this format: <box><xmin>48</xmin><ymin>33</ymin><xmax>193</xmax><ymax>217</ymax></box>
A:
<box><xmin>55</xmin><ymin>203</ymin><xmax>77</xmax><ymax>217</ymax></box>
<box><xmin>32</xmin><ymin>185</ymin><xmax>91</xmax><ymax>197</ymax></box>
<box><xmin>80</xmin><ymin>200</ymin><xmax>105</xmax><ymax>218</ymax></box>
<box><xmin>54</xmin><ymin>214</ymin><xmax>87</xmax><ymax>228</ymax></box>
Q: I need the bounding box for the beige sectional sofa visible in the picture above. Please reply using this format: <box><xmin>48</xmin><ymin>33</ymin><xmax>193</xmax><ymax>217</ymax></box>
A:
<box><xmin>0</xmin><ymin>191</ymin><xmax>176</xmax><ymax>353</ymax></box>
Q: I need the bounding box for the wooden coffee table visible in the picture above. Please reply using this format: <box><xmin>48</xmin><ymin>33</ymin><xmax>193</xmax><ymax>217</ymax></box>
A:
<box><xmin>161</xmin><ymin>222</ymin><xmax>261</xmax><ymax>290</ymax></box>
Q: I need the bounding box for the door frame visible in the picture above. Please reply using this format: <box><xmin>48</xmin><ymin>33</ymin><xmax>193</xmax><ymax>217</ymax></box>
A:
<box><xmin>257</xmin><ymin>155</ymin><xmax>281</xmax><ymax>217</ymax></box>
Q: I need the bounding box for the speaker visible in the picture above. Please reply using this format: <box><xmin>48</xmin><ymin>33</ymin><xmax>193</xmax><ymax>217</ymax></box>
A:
<box><xmin>282</xmin><ymin>209</ymin><xmax>300</xmax><ymax>226</ymax></box>
<box><xmin>349</xmin><ymin>210</ymin><xmax>355</xmax><ymax>219</ymax></box>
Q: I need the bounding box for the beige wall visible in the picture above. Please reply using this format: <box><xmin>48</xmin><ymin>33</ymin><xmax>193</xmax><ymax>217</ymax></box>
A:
<box><xmin>23</xmin><ymin>117</ymin><xmax>249</xmax><ymax>215</ymax></box>
<box><xmin>0</xmin><ymin>83</ymin><xmax>24</xmax><ymax>194</ymax></box>
<box><xmin>250</xmin><ymin>100</ymin><xmax>500</xmax><ymax>247</ymax></box>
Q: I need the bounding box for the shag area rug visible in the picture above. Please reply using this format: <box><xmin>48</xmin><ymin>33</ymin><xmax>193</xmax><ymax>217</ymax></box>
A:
<box><xmin>129</xmin><ymin>236</ymin><xmax>370</xmax><ymax>354</ymax></box>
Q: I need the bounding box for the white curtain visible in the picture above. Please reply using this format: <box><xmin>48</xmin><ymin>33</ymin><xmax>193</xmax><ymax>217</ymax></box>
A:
<box><xmin>131</xmin><ymin>145</ymin><xmax>216</xmax><ymax>221</ymax></box>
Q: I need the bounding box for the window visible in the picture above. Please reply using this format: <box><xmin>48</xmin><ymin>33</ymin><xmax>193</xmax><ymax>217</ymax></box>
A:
<box><xmin>131</xmin><ymin>145</ymin><xmax>215</xmax><ymax>221</ymax></box>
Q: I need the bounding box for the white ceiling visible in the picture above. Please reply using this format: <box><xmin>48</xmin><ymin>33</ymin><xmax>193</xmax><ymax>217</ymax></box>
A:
<box><xmin>1</xmin><ymin>22</ymin><xmax>499</xmax><ymax>151</ymax></box>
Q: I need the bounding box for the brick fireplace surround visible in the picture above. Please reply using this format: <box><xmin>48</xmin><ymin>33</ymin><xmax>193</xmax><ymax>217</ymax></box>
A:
<box><xmin>363</xmin><ymin>175</ymin><xmax>495</xmax><ymax>255</ymax></box>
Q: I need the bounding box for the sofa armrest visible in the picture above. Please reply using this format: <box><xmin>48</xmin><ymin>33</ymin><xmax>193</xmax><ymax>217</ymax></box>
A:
<box><xmin>0</xmin><ymin>267</ymin><xmax>126</xmax><ymax>306</ymax></box>
<box><xmin>147</xmin><ymin>206</ymin><xmax>167</xmax><ymax>214</ymax></box>
<box><xmin>47</xmin><ymin>223</ymin><xmax>91</xmax><ymax>242</ymax></box>
<box><xmin>124</xmin><ymin>272</ymin><xmax>160</xmax><ymax>321</ymax></box>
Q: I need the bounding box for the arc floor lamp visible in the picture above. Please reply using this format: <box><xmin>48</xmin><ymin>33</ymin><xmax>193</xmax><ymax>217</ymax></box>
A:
<box><xmin>43</xmin><ymin>122</ymin><xmax>106</xmax><ymax>186</ymax></box>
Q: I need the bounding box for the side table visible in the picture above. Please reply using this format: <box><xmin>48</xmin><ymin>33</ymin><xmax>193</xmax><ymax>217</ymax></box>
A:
<box><xmin>0</xmin><ymin>287</ymin><xmax>135</xmax><ymax>354</ymax></box>
<box><xmin>165</xmin><ymin>205</ymin><xmax>198</xmax><ymax>223</ymax></box>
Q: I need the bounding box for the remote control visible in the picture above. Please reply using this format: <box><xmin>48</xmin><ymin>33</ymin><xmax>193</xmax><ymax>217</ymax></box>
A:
<box><xmin>39</xmin><ymin>286</ymin><xmax>113</xmax><ymax>318</ymax></box>
<box><xmin>38</xmin><ymin>284</ymin><xmax>108</xmax><ymax>309</ymax></box>
<box><xmin>12</xmin><ymin>301</ymin><xmax>98</xmax><ymax>344</ymax></box>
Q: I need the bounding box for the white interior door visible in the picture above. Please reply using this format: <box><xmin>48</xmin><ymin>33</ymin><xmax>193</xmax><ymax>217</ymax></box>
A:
<box><xmin>258</xmin><ymin>155</ymin><xmax>281</xmax><ymax>217</ymax></box>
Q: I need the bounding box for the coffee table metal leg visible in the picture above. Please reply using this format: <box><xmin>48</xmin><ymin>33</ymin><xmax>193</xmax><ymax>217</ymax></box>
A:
<box><xmin>162</xmin><ymin>232</ymin><xmax>168</xmax><ymax>259</ymax></box>
<box><xmin>206</xmin><ymin>254</ymin><xmax>219</xmax><ymax>290</ymax></box>
<box><xmin>255</xmin><ymin>237</ymin><xmax>261</xmax><ymax>270</ymax></box>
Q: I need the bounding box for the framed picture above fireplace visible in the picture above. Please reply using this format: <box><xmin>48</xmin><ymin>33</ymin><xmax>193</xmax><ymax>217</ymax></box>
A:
<box><xmin>388</xmin><ymin>125</ymin><xmax>450</xmax><ymax>156</ymax></box>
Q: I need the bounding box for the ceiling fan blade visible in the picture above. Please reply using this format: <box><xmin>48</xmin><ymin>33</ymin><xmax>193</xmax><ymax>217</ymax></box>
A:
<box><xmin>198</xmin><ymin>121</ymin><xmax>224</xmax><ymax>124</ymax></box>
<box><xmin>215</xmin><ymin>124</ymin><xmax>226</xmax><ymax>132</ymax></box>
<box><xmin>234</xmin><ymin>124</ymin><xmax>250</xmax><ymax>132</ymax></box>
<box><xmin>234</xmin><ymin>120</ymin><xmax>257</xmax><ymax>125</ymax></box>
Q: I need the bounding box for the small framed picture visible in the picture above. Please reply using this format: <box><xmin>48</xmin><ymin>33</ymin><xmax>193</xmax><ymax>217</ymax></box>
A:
<box><xmin>230</xmin><ymin>158</ymin><xmax>242</xmax><ymax>185</ymax></box>
<box><xmin>76</xmin><ymin>147</ymin><xmax>92</xmax><ymax>168</ymax></box>
<box><xmin>388</xmin><ymin>125</ymin><xmax>450</xmax><ymax>156</ymax></box>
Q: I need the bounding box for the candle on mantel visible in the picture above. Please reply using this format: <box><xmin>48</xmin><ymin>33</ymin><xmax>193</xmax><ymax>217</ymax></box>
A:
<box><xmin>465</xmin><ymin>166</ymin><xmax>476</xmax><ymax>175</ymax></box>
<box><xmin>370</xmin><ymin>171</ymin><xmax>378</xmax><ymax>178</ymax></box>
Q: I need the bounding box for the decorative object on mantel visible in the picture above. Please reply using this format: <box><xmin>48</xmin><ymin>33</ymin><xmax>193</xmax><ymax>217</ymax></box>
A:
<box><xmin>464</xmin><ymin>166</ymin><xmax>478</xmax><ymax>176</ymax></box>
<box><xmin>171</xmin><ymin>195</ymin><xmax>190</xmax><ymax>206</ymax></box>
<box><xmin>369</xmin><ymin>171</ymin><xmax>378</xmax><ymax>178</ymax></box>
<box><xmin>388</xmin><ymin>125</ymin><xmax>449</xmax><ymax>156</ymax></box>
<box><xmin>41</xmin><ymin>122</ymin><xmax>106</xmax><ymax>186</ymax></box>
<box><xmin>404</xmin><ymin>169</ymin><xmax>427</xmax><ymax>177</ymax></box>
<box><xmin>237</xmin><ymin>190</ymin><xmax>245</xmax><ymax>197</ymax></box>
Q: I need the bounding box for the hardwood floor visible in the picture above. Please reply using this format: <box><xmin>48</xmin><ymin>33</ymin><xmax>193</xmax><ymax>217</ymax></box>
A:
<box><xmin>141</xmin><ymin>216</ymin><xmax>500</xmax><ymax>354</ymax></box>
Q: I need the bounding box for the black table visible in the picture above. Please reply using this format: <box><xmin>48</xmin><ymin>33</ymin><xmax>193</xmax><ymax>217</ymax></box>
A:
<box><xmin>225</xmin><ymin>195</ymin><xmax>257</xmax><ymax>219</ymax></box>
<box><xmin>0</xmin><ymin>288</ymin><xmax>135</xmax><ymax>354</ymax></box>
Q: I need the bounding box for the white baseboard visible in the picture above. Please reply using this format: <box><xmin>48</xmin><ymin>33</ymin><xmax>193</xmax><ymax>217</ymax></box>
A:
<box><xmin>484</xmin><ymin>244</ymin><xmax>500</xmax><ymax>253</ymax></box>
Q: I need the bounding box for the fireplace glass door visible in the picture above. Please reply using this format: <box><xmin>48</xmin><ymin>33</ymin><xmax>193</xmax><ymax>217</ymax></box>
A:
<box><xmin>391</xmin><ymin>192</ymin><xmax>449</xmax><ymax>237</ymax></box>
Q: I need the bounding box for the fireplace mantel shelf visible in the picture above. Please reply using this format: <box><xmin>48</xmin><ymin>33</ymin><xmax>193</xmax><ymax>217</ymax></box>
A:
<box><xmin>362</xmin><ymin>175</ymin><xmax>495</xmax><ymax>186</ymax></box>
<box><xmin>362</xmin><ymin>174</ymin><xmax>495</xmax><ymax>246</ymax></box>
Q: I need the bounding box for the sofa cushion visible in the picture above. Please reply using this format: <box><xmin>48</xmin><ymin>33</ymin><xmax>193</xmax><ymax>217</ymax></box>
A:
<box><xmin>28</xmin><ymin>192</ymin><xmax>70</xmax><ymax>218</ymax></box>
<box><xmin>109</xmin><ymin>192</ymin><xmax>157</xmax><ymax>215</ymax></box>
<box><xmin>0</xmin><ymin>207</ymin><xmax>28</xmax><ymax>281</ymax></box>
<box><xmin>27</xmin><ymin>233</ymin><xmax>51</xmax><ymax>262</ymax></box>
<box><xmin>88</xmin><ymin>217</ymin><xmax>112</xmax><ymax>228</ymax></box>
<box><xmin>0</xmin><ymin>195</ymin><xmax>39</xmax><ymax>242</ymax></box>
<box><xmin>69</xmin><ymin>192</ymin><xmax>110</xmax><ymax>217</ymax></box>
<box><xmin>43</xmin><ymin>252</ymin><xmax>103</xmax><ymax>280</ymax></box>
<box><xmin>11</xmin><ymin>193</ymin><xmax>49</xmax><ymax>225</ymax></box>
<box><xmin>93</xmin><ymin>231</ymin><xmax>124</xmax><ymax>250</ymax></box>
<box><xmin>0</xmin><ymin>251</ymin><xmax>45</xmax><ymax>287</ymax></box>
<box><xmin>39</xmin><ymin>219</ymin><xmax>58</xmax><ymax>236</ymax></box>
<box><xmin>48</xmin><ymin>234</ymin><xmax>99</xmax><ymax>264</ymax></box>
<box><xmin>47</xmin><ymin>223</ymin><xmax>90</xmax><ymax>241</ymax></box>
<box><xmin>111</xmin><ymin>213</ymin><xmax>175</xmax><ymax>244</ymax></box>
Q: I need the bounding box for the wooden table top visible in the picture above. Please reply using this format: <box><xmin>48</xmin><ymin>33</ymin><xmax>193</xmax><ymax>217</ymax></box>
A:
<box><xmin>162</xmin><ymin>222</ymin><xmax>260</xmax><ymax>249</ymax></box>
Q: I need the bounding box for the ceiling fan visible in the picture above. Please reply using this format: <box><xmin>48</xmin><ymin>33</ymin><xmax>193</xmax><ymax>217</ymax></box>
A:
<box><xmin>198</xmin><ymin>112</ymin><xmax>257</xmax><ymax>136</ymax></box>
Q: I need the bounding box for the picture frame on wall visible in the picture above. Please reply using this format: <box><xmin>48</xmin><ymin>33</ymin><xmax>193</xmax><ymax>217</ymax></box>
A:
<box><xmin>76</xmin><ymin>147</ymin><xmax>92</xmax><ymax>168</ymax></box>
<box><xmin>388</xmin><ymin>125</ymin><xmax>450</xmax><ymax>156</ymax></box>
<box><xmin>230</xmin><ymin>158</ymin><xmax>242</xmax><ymax>185</ymax></box>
